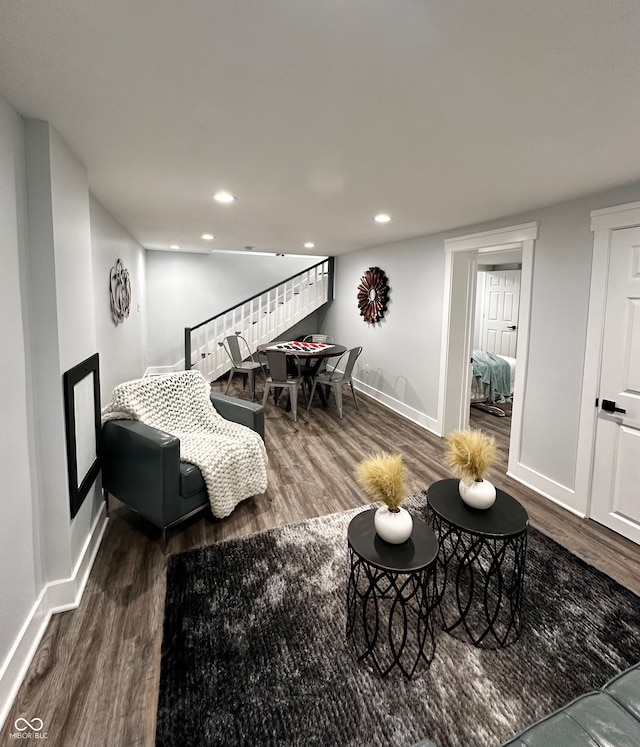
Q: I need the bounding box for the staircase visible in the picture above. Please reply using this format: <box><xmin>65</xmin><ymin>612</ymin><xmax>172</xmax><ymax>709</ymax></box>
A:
<box><xmin>164</xmin><ymin>258</ymin><xmax>334</xmax><ymax>382</ymax></box>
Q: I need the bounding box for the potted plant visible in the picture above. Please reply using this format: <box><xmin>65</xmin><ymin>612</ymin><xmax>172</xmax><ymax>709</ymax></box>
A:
<box><xmin>445</xmin><ymin>429</ymin><xmax>498</xmax><ymax>509</ymax></box>
<box><xmin>355</xmin><ymin>452</ymin><xmax>413</xmax><ymax>543</ymax></box>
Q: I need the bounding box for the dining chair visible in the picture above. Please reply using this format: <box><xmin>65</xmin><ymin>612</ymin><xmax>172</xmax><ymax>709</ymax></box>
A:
<box><xmin>307</xmin><ymin>346</ymin><xmax>363</xmax><ymax>419</ymax></box>
<box><xmin>262</xmin><ymin>349</ymin><xmax>307</xmax><ymax>422</ymax></box>
<box><xmin>303</xmin><ymin>334</ymin><xmax>334</xmax><ymax>344</ymax></box>
<box><xmin>301</xmin><ymin>334</ymin><xmax>334</xmax><ymax>379</ymax></box>
<box><xmin>220</xmin><ymin>333</ymin><xmax>264</xmax><ymax>400</ymax></box>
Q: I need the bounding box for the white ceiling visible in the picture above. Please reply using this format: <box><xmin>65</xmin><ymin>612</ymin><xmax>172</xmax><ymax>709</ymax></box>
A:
<box><xmin>1</xmin><ymin>1</ymin><xmax>639</xmax><ymax>257</ymax></box>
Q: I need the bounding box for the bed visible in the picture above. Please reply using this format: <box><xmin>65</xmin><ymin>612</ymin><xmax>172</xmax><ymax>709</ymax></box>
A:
<box><xmin>470</xmin><ymin>350</ymin><xmax>516</xmax><ymax>414</ymax></box>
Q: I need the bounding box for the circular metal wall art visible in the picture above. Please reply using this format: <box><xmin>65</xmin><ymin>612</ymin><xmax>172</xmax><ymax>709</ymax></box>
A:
<box><xmin>110</xmin><ymin>258</ymin><xmax>131</xmax><ymax>325</ymax></box>
<box><xmin>357</xmin><ymin>266</ymin><xmax>389</xmax><ymax>324</ymax></box>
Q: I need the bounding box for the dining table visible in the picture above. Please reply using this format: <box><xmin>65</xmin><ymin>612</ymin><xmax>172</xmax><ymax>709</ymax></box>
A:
<box><xmin>257</xmin><ymin>340</ymin><xmax>347</xmax><ymax>408</ymax></box>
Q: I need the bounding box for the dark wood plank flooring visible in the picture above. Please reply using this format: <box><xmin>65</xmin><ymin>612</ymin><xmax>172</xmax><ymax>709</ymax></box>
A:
<box><xmin>2</xmin><ymin>378</ymin><xmax>639</xmax><ymax>747</ymax></box>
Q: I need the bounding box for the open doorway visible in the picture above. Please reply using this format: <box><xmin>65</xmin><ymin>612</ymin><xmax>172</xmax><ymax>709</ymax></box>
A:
<box><xmin>437</xmin><ymin>222</ymin><xmax>538</xmax><ymax>479</ymax></box>
<box><xmin>470</xmin><ymin>249</ymin><xmax>521</xmax><ymax>432</ymax></box>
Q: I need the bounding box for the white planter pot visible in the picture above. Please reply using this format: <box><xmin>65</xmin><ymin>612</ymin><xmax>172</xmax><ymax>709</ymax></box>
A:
<box><xmin>458</xmin><ymin>478</ymin><xmax>496</xmax><ymax>510</ymax></box>
<box><xmin>374</xmin><ymin>505</ymin><xmax>413</xmax><ymax>544</ymax></box>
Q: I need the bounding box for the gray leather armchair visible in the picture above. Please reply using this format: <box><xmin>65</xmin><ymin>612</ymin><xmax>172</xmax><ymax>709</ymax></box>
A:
<box><xmin>102</xmin><ymin>392</ymin><xmax>265</xmax><ymax>545</ymax></box>
<box><xmin>412</xmin><ymin>662</ymin><xmax>640</xmax><ymax>747</ymax></box>
<box><xmin>502</xmin><ymin>662</ymin><xmax>640</xmax><ymax>747</ymax></box>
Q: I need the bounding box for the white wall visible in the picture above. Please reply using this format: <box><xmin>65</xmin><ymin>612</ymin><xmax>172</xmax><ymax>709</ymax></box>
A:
<box><xmin>47</xmin><ymin>125</ymin><xmax>104</xmax><ymax>566</ymax></box>
<box><xmin>323</xmin><ymin>181</ymin><xmax>640</xmax><ymax>508</ymax></box>
<box><xmin>90</xmin><ymin>196</ymin><xmax>146</xmax><ymax>401</ymax></box>
<box><xmin>323</xmin><ymin>237</ymin><xmax>446</xmax><ymax>422</ymax></box>
<box><xmin>0</xmin><ymin>111</ymin><xmax>135</xmax><ymax>729</ymax></box>
<box><xmin>145</xmin><ymin>251</ymin><xmax>327</xmax><ymax>367</ymax></box>
<box><xmin>517</xmin><ymin>197</ymin><xmax>595</xmax><ymax>493</ymax></box>
<box><xmin>0</xmin><ymin>96</ymin><xmax>39</xmax><ymax>704</ymax></box>
<box><xmin>23</xmin><ymin>119</ymin><xmax>71</xmax><ymax>582</ymax></box>
<box><xmin>24</xmin><ymin>119</ymin><xmax>105</xmax><ymax>580</ymax></box>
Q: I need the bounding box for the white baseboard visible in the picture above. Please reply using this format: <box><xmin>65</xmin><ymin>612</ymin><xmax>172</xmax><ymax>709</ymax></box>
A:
<box><xmin>507</xmin><ymin>462</ymin><xmax>585</xmax><ymax>518</ymax></box>
<box><xmin>353</xmin><ymin>378</ymin><xmax>440</xmax><ymax>436</ymax></box>
<box><xmin>0</xmin><ymin>506</ymin><xmax>108</xmax><ymax>732</ymax></box>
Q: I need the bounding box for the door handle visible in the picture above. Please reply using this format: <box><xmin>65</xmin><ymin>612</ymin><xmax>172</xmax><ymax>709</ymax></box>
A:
<box><xmin>507</xmin><ymin>325</ymin><xmax>517</xmax><ymax>330</ymax></box>
<box><xmin>602</xmin><ymin>399</ymin><xmax>626</xmax><ymax>414</ymax></box>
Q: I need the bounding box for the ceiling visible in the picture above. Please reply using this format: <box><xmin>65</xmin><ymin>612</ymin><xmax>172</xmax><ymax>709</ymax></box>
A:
<box><xmin>1</xmin><ymin>1</ymin><xmax>639</xmax><ymax>257</ymax></box>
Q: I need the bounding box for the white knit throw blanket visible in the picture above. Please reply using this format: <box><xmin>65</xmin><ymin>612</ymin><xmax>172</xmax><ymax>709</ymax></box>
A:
<box><xmin>102</xmin><ymin>370</ymin><xmax>268</xmax><ymax>518</ymax></box>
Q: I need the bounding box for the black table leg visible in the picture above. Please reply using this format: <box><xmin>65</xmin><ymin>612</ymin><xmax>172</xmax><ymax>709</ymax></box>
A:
<box><xmin>346</xmin><ymin>547</ymin><xmax>435</xmax><ymax>678</ymax></box>
<box><xmin>430</xmin><ymin>510</ymin><xmax>527</xmax><ymax>648</ymax></box>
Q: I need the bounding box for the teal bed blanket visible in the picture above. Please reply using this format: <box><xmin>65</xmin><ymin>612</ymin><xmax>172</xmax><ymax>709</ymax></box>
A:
<box><xmin>472</xmin><ymin>350</ymin><xmax>511</xmax><ymax>397</ymax></box>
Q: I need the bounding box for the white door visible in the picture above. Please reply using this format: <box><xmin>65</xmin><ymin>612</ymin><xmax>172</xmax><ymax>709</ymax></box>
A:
<box><xmin>480</xmin><ymin>270</ymin><xmax>520</xmax><ymax>357</ymax></box>
<box><xmin>591</xmin><ymin>226</ymin><xmax>640</xmax><ymax>543</ymax></box>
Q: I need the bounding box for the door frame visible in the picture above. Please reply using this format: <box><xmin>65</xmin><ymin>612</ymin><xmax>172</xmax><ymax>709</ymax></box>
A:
<box><xmin>576</xmin><ymin>201</ymin><xmax>640</xmax><ymax>517</ymax></box>
<box><xmin>436</xmin><ymin>222</ymin><xmax>538</xmax><ymax>480</ymax></box>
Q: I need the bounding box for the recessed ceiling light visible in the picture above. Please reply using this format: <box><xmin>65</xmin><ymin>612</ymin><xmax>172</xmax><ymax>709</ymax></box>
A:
<box><xmin>201</xmin><ymin>233</ymin><xmax>215</xmax><ymax>240</ymax></box>
<box><xmin>374</xmin><ymin>213</ymin><xmax>391</xmax><ymax>223</ymax></box>
<box><xmin>213</xmin><ymin>191</ymin><xmax>236</xmax><ymax>204</ymax></box>
<box><xmin>304</xmin><ymin>242</ymin><xmax>315</xmax><ymax>249</ymax></box>
<box><xmin>170</xmin><ymin>244</ymin><xmax>180</xmax><ymax>250</ymax></box>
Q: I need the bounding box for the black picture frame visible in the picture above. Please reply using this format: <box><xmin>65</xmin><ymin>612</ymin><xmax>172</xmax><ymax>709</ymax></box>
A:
<box><xmin>63</xmin><ymin>353</ymin><xmax>102</xmax><ymax>519</ymax></box>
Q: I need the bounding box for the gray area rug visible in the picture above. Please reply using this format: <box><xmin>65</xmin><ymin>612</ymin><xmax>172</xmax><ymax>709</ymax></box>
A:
<box><xmin>156</xmin><ymin>494</ymin><xmax>640</xmax><ymax>747</ymax></box>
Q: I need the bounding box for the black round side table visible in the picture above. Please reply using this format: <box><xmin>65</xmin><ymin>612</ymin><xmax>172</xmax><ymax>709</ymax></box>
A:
<box><xmin>427</xmin><ymin>479</ymin><xmax>529</xmax><ymax>649</ymax></box>
<box><xmin>346</xmin><ymin>509</ymin><xmax>439</xmax><ymax>679</ymax></box>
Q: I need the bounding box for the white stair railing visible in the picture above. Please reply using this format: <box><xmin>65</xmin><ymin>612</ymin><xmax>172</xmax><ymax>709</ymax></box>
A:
<box><xmin>181</xmin><ymin>258</ymin><xmax>333</xmax><ymax>382</ymax></box>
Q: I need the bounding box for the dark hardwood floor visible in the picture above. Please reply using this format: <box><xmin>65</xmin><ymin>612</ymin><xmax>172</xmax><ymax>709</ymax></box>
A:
<box><xmin>2</xmin><ymin>378</ymin><xmax>640</xmax><ymax>747</ymax></box>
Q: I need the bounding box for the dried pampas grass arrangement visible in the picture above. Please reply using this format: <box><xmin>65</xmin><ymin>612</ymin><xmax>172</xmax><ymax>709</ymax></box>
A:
<box><xmin>355</xmin><ymin>452</ymin><xmax>407</xmax><ymax>512</ymax></box>
<box><xmin>445</xmin><ymin>429</ymin><xmax>497</xmax><ymax>483</ymax></box>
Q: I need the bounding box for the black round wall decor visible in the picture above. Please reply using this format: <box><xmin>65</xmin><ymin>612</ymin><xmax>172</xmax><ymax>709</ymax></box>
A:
<box><xmin>357</xmin><ymin>267</ymin><xmax>389</xmax><ymax>324</ymax></box>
